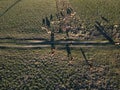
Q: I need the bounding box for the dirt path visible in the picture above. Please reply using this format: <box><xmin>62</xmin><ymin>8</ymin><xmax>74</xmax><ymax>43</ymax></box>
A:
<box><xmin>0</xmin><ymin>38</ymin><xmax>115</xmax><ymax>49</ymax></box>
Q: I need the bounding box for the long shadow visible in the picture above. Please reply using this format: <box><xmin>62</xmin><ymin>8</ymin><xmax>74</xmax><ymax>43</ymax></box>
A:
<box><xmin>0</xmin><ymin>0</ymin><xmax>22</xmax><ymax>17</ymax></box>
<box><xmin>0</xmin><ymin>37</ymin><xmax>49</xmax><ymax>41</ymax></box>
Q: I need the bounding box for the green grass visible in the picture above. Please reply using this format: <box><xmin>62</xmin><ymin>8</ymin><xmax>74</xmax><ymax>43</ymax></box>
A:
<box><xmin>0</xmin><ymin>47</ymin><xmax>120</xmax><ymax>89</ymax></box>
<box><xmin>70</xmin><ymin>0</ymin><xmax>120</xmax><ymax>26</ymax></box>
<box><xmin>0</xmin><ymin>0</ymin><xmax>56</xmax><ymax>38</ymax></box>
<box><xmin>0</xmin><ymin>0</ymin><xmax>120</xmax><ymax>89</ymax></box>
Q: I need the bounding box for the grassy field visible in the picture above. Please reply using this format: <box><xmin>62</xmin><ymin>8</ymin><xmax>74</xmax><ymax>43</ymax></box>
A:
<box><xmin>70</xmin><ymin>0</ymin><xmax>120</xmax><ymax>27</ymax></box>
<box><xmin>0</xmin><ymin>0</ymin><xmax>120</xmax><ymax>89</ymax></box>
<box><xmin>0</xmin><ymin>47</ymin><xmax>120</xmax><ymax>89</ymax></box>
<box><xmin>70</xmin><ymin>0</ymin><xmax>120</xmax><ymax>32</ymax></box>
<box><xmin>0</xmin><ymin>0</ymin><xmax>56</xmax><ymax>39</ymax></box>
